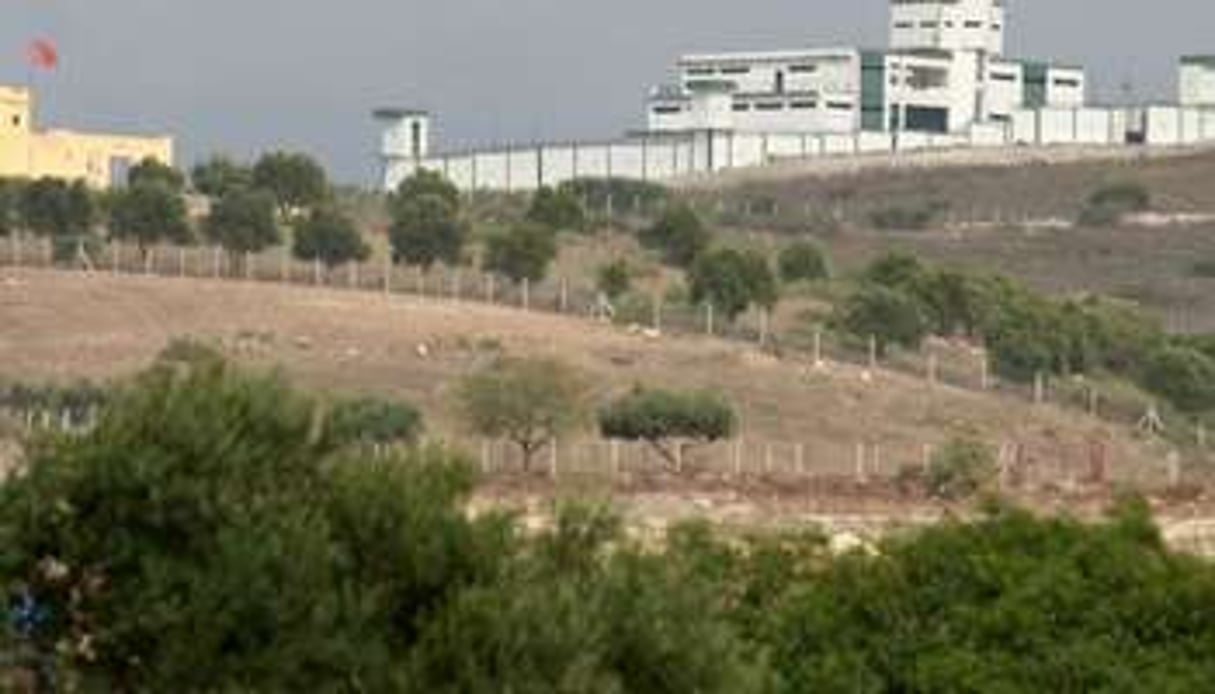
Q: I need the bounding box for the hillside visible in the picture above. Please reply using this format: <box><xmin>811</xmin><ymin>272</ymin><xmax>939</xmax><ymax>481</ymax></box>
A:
<box><xmin>0</xmin><ymin>268</ymin><xmax>1173</xmax><ymax>485</ymax></box>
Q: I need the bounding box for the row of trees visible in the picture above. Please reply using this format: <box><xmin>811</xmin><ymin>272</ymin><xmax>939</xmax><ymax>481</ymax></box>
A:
<box><xmin>5</xmin><ymin>357</ymin><xmax>1215</xmax><ymax>691</ymax></box>
<box><xmin>834</xmin><ymin>251</ymin><xmax>1215</xmax><ymax>414</ymax></box>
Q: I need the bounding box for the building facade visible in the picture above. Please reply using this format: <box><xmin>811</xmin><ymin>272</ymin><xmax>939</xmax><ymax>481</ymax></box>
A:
<box><xmin>377</xmin><ymin>1</ymin><xmax>1215</xmax><ymax>193</ymax></box>
<box><xmin>0</xmin><ymin>85</ymin><xmax>173</xmax><ymax>188</ymax></box>
<box><xmin>646</xmin><ymin>0</ymin><xmax>1085</xmax><ymax>139</ymax></box>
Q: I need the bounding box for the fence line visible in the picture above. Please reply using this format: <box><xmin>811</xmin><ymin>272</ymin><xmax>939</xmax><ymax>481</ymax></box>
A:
<box><xmin>0</xmin><ymin>235</ymin><xmax>1199</xmax><ymax>449</ymax></box>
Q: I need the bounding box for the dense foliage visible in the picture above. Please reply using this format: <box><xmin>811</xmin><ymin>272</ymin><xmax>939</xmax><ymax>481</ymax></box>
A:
<box><xmin>328</xmin><ymin>395</ymin><xmax>424</xmax><ymax>447</ymax></box>
<box><xmin>203</xmin><ymin>188</ymin><xmax>281</xmax><ymax>256</ymax></box>
<box><xmin>1077</xmin><ymin>182</ymin><xmax>1151</xmax><ymax>227</ymax></box>
<box><xmin>639</xmin><ymin>204</ymin><xmax>709</xmax><ymax>268</ymax></box>
<box><xmin>190</xmin><ymin>156</ymin><xmax>254</xmax><ymax>198</ymax></box>
<box><xmin>18</xmin><ymin>178</ymin><xmax>94</xmax><ymax>239</ymax></box>
<box><xmin>389</xmin><ymin>172</ymin><xmax>467</xmax><ymax>269</ymax></box>
<box><xmin>598</xmin><ymin>387</ymin><xmax>737</xmax><ymax>467</ymax></box>
<box><xmin>252</xmin><ymin>151</ymin><xmax>330</xmax><ymax>219</ymax></box>
<box><xmin>558</xmin><ymin>177</ymin><xmax>668</xmax><ymax>213</ymax></box>
<box><xmin>482</xmin><ymin>222</ymin><xmax>558</xmax><ymax>284</ymax></box>
<box><xmin>0</xmin><ymin>178</ymin><xmax>23</xmax><ymax>237</ymax></box>
<box><xmin>107</xmin><ymin>181</ymin><xmax>192</xmax><ymax>250</ymax></box>
<box><xmin>526</xmin><ymin>185</ymin><xmax>586</xmax><ymax>232</ymax></box>
<box><xmin>292</xmin><ymin>206</ymin><xmax>371</xmax><ymax>268</ymax></box>
<box><xmin>5</xmin><ymin>361</ymin><xmax>1215</xmax><ymax>691</ymax></box>
<box><xmin>777</xmin><ymin>241</ymin><xmax>830</xmax><ymax>283</ymax></box>
<box><xmin>127</xmin><ymin>158</ymin><xmax>186</xmax><ymax>193</ymax></box>
<box><xmin>688</xmin><ymin>247</ymin><xmax>779</xmax><ymax>322</ymax></box>
<box><xmin>596</xmin><ymin>258</ymin><xmax>633</xmax><ymax>299</ymax></box>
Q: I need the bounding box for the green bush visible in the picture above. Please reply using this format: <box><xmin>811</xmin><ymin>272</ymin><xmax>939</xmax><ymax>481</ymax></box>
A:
<box><xmin>1140</xmin><ymin>345</ymin><xmax>1215</xmax><ymax>414</ymax></box>
<box><xmin>329</xmin><ymin>396</ymin><xmax>424</xmax><ymax>446</ymax></box>
<box><xmin>482</xmin><ymin>221</ymin><xmax>558</xmax><ymax>283</ymax></box>
<box><xmin>777</xmin><ymin>241</ymin><xmax>830</xmax><ymax>283</ymax></box>
<box><xmin>596</xmin><ymin>259</ymin><xmax>633</xmax><ymax>299</ymax></box>
<box><xmin>834</xmin><ymin>284</ymin><xmax>928</xmax><ymax>356</ymax></box>
<box><xmin>558</xmin><ymin>177</ymin><xmax>668</xmax><ymax>213</ymax></box>
<box><xmin>1077</xmin><ymin>182</ymin><xmax>1151</xmax><ymax>227</ymax></box>
<box><xmin>292</xmin><ymin>205</ymin><xmax>370</xmax><ymax>268</ymax></box>
<box><xmin>638</xmin><ymin>204</ymin><xmax>709</xmax><ymax>268</ymax></box>
<box><xmin>867</xmin><ymin>200</ymin><xmax>948</xmax><ymax>231</ymax></box>
<box><xmin>925</xmin><ymin>435</ymin><xmax>997</xmax><ymax>500</ymax></box>
<box><xmin>526</xmin><ymin>185</ymin><xmax>586</xmax><ymax>232</ymax></box>
<box><xmin>598</xmin><ymin>387</ymin><xmax>737</xmax><ymax>468</ymax></box>
<box><xmin>688</xmin><ymin>248</ymin><xmax>778</xmax><ymax>322</ymax></box>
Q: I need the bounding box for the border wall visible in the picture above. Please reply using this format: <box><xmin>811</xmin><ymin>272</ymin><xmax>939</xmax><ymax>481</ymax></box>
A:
<box><xmin>389</xmin><ymin>106</ymin><xmax>1215</xmax><ymax>192</ymax></box>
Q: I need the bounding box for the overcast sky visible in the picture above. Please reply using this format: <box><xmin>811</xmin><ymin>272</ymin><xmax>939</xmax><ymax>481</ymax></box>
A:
<box><xmin>1</xmin><ymin>0</ymin><xmax>1211</xmax><ymax>184</ymax></box>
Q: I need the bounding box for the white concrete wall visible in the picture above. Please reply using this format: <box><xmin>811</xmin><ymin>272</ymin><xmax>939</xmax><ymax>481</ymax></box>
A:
<box><xmin>386</xmin><ymin>105</ymin><xmax>1215</xmax><ymax>192</ymax></box>
<box><xmin>1180</xmin><ymin>61</ymin><xmax>1215</xmax><ymax>107</ymax></box>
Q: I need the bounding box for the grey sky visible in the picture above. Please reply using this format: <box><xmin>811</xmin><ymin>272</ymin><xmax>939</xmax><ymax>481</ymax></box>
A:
<box><xmin>1</xmin><ymin>1</ymin><xmax>1211</xmax><ymax>184</ymax></box>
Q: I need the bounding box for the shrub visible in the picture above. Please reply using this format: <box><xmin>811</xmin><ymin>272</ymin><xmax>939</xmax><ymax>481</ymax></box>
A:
<box><xmin>558</xmin><ymin>177</ymin><xmax>668</xmax><ymax>213</ymax></box>
<box><xmin>688</xmin><ymin>248</ymin><xmax>778</xmax><ymax>322</ymax></box>
<box><xmin>925</xmin><ymin>435</ymin><xmax>997</xmax><ymax>500</ymax></box>
<box><xmin>596</xmin><ymin>259</ymin><xmax>633</xmax><ymax>299</ymax></box>
<box><xmin>483</xmin><ymin>222</ymin><xmax>558</xmax><ymax>283</ymax></box>
<box><xmin>251</xmin><ymin>151</ymin><xmax>329</xmax><ymax>219</ymax></box>
<box><xmin>292</xmin><ymin>206</ymin><xmax>370</xmax><ymax>268</ymax></box>
<box><xmin>867</xmin><ymin>200</ymin><xmax>948</xmax><ymax>231</ymax></box>
<box><xmin>834</xmin><ymin>284</ymin><xmax>928</xmax><ymax>356</ymax></box>
<box><xmin>526</xmin><ymin>186</ymin><xmax>586</xmax><ymax>232</ymax></box>
<box><xmin>1077</xmin><ymin>182</ymin><xmax>1151</xmax><ymax>227</ymax></box>
<box><xmin>639</xmin><ymin>204</ymin><xmax>709</xmax><ymax>268</ymax></box>
<box><xmin>778</xmin><ymin>241</ymin><xmax>830</xmax><ymax>283</ymax></box>
<box><xmin>1140</xmin><ymin>345</ymin><xmax>1215</xmax><ymax>414</ymax></box>
<box><xmin>598</xmin><ymin>388</ymin><xmax>737</xmax><ymax>469</ymax></box>
<box><xmin>328</xmin><ymin>396</ymin><xmax>424</xmax><ymax>446</ymax></box>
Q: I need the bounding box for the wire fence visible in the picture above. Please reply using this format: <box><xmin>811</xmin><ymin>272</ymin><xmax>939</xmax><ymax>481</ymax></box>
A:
<box><xmin>0</xmin><ymin>233</ymin><xmax>1206</xmax><ymax>455</ymax></box>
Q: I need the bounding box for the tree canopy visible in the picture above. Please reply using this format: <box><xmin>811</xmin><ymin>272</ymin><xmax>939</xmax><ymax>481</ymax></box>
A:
<box><xmin>599</xmin><ymin>387</ymin><xmax>736</xmax><ymax>468</ymax></box>
<box><xmin>292</xmin><ymin>206</ymin><xmax>370</xmax><ymax>268</ymax></box>
<box><xmin>639</xmin><ymin>204</ymin><xmax>709</xmax><ymax>268</ymax></box>
<box><xmin>190</xmin><ymin>156</ymin><xmax>253</xmax><ymax>198</ymax></box>
<box><xmin>18</xmin><ymin>178</ymin><xmax>94</xmax><ymax>238</ymax></box>
<box><xmin>388</xmin><ymin>180</ymin><xmax>467</xmax><ymax>269</ymax></box>
<box><xmin>107</xmin><ymin>181</ymin><xmax>192</xmax><ymax>250</ymax></box>
<box><xmin>688</xmin><ymin>247</ymin><xmax>778</xmax><ymax>322</ymax></box>
<box><xmin>454</xmin><ymin>356</ymin><xmax>587</xmax><ymax>470</ymax></box>
<box><xmin>127</xmin><ymin>158</ymin><xmax>185</xmax><ymax>193</ymax></box>
<box><xmin>482</xmin><ymin>222</ymin><xmax>558</xmax><ymax>284</ymax></box>
<box><xmin>526</xmin><ymin>186</ymin><xmax>586</xmax><ymax>232</ymax></box>
<box><xmin>251</xmin><ymin>151</ymin><xmax>329</xmax><ymax>218</ymax></box>
<box><xmin>203</xmin><ymin>189</ymin><xmax>280</xmax><ymax>256</ymax></box>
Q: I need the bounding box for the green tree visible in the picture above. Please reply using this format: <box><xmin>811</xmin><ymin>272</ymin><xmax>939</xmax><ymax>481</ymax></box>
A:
<box><xmin>292</xmin><ymin>206</ymin><xmax>370</xmax><ymax>268</ymax></box>
<box><xmin>526</xmin><ymin>185</ymin><xmax>586</xmax><ymax>232</ymax></box>
<box><xmin>639</xmin><ymin>204</ymin><xmax>709</xmax><ymax>268</ymax></box>
<box><xmin>0</xmin><ymin>177</ymin><xmax>24</xmax><ymax>237</ymax></box>
<box><xmin>18</xmin><ymin>178</ymin><xmax>94</xmax><ymax>238</ymax></box>
<box><xmin>328</xmin><ymin>396</ymin><xmax>424</xmax><ymax>447</ymax></box>
<box><xmin>599</xmin><ymin>387</ymin><xmax>737</xmax><ymax>469</ymax></box>
<box><xmin>127</xmin><ymin>158</ymin><xmax>185</xmax><ymax>192</ymax></box>
<box><xmin>251</xmin><ymin>151</ymin><xmax>329</xmax><ymax>219</ymax></box>
<box><xmin>596</xmin><ymin>259</ymin><xmax>633</xmax><ymax>300</ymax></box>
<box><xmin>391</xmin><ymin>169</ymin><xmax>460</xmax><ymax>211</ymax></box>
<box><xmin>924</xmin><ymin>434</ymin><xmax>998</xmax><ymax>500</ymax></box>
<box><xmin>190</xmin><ymin>156</ymin><xmax>253</xmax><ymax>198</ymax></box>
<box><xmin>688</xmin><ymin>248</ymin><xmax>778</xmax><ymax>322</ymax></box>
<box><xmin>389</xmin><ymin>194</ymin><xmax>466</xmax><ymax>269</ymax></box>
<box><xmin>778</xmin><ymin>241</ymin><xmax>830</xmax><ymax>283</ymax></box>
<box><xmin>1141</xmin><ymin>345</ymin><xmax>1215</xmax><ymax>414</ymax></box>
<box><xmin>107</xmin><ymin>182</ymin><xmax>191</xmax><ymax>253</ymax></box>
<box><xmin>454</xmin><ymin>356</ymin><xmax>587</xmax><ymax>470</ymax></box>
<box><xmin>483</xmin><ymin>222</ymin><xmax>558</xmax><ymax>284</ymax></box>
<box><xmin>835</xmin><ymin>284</ymin><xmax>929</xmax><ymax>356</ymax></box>
<box><xmin>0</xmin><ymin>358</ymin><xmax>506</xmax><ymax>691</ymax></box>
<box><xmin>203</xmin><ymin>189</ymin><xmax>280</xmax><ymax>259</ymax></box>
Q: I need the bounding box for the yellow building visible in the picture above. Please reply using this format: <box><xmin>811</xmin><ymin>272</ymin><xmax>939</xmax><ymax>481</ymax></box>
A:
<box><xmin>0</xmin><ymin>84</ymin><xmax>172</xmax><ymax>188</ymax></box>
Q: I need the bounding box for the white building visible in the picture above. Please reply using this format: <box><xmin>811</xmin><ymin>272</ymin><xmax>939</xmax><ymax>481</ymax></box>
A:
<box><xmin>646</xmin><ymin>0</ymin><xmax>1086</xmax><ymax>139</ymax></box>
<box><xmin>376</xmin><ymin>1</ymin><xmax>1215</xmax><ymax>192</ymax></box>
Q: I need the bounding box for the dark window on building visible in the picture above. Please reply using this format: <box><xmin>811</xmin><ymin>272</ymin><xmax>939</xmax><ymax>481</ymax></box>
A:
<box><xmin>687</xmin><ymin>67</ymin><xmax>716</xmax><ymax>76</ymax></box>
<box><xmin>791</xmin><ymin>100</ymin><xmax>817</xmax><ymax>110</ymax></box>
<box><xmin>720</xmin><ymin>66</ymin><xmax>751</xmax><ymax>75</ymax></box>
<box><xmin>904</xmin><ymin>106</ymin><xmax>949</xmax><ymax>133</ymax></box>
<box><xmin>755</xmin><ymin>102</ymin><xmax>784</xmax><ymax>111</ymax></box>
<box><xmin>652</xmin><ymin>105</ymin><xmax>683</xmax><ymax>115</ymax></box>
<box><xmin>732</xmin><ymin>103</ymin><xmax>751</xmax><ymax>112</ymax></box>
<box><xmin>11</xmin><ymin>115</ymin><xmax>20</xmax><ymax>128</ymax></box>
<box><xmin>788</xmin><ymin>64</ymin><xmax>817</xmax><ymax>73</ymax></box>
<box><xmin>827</xmin><ymin>101</ymin><xmax>852</xmax><ymax>110</ymax></box>
<box><xmin>965</xmin><ymin>20</ymin><xmax>982</xmax><ymax>28</ymax></box>
<box><xmin>1053</xmin><ymin>78</ymin><xmax>1081</xmax><ymax>88</ymax></box>
<box><xmin>990</xmin><ymin>72</ymin><xmax>1016</xmax><ymax>82</ymax></box>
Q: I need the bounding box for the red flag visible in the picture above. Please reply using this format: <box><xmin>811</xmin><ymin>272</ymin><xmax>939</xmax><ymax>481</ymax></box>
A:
<box><xmin>27</xmin><ymin>39</ymin><xmax>58</xmax><ymax>70</ymax></box>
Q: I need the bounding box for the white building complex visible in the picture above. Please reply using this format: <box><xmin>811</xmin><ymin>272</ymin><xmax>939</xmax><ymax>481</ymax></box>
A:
<box><xmin>379</xmin><ymin>0</ymin><xmax>1215</xmax><ymax>192</ymax></box>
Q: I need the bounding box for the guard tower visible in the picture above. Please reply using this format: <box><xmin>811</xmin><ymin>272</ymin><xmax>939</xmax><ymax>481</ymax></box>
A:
<box><xmin>1180</xmin><ymin>56</ymin><xmax>1215</xmax><ymax>108</ymax></box>
<box><xmin>889</xmin><ymin>0</ymin><xmax>1006</xmax><ymax>55</ymax></box>
<box><xmin>373</xmin><ymin>108</ymin><xmax>431</xmax><ymax>190</ymax></box>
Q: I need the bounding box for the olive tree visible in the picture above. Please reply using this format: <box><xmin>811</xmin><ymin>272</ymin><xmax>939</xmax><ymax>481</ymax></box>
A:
<box><xmin>203</xmin><ymin>189</ymin><xmax>280</xmax><ymax>263</ymax></box>
<box><xmin>454</xmin><ymin>356</ymin><xmax>587</xmax><ymax>471</ymax></box>
<box><xmin>107</xmin><ymin>182</ymin><xmax>192</xmax><ymax>254</ymax></box>
<box><xmin>482</xmin><ymin>222</ymin><xmax>558</xmax><ymax>284</ymax></box>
